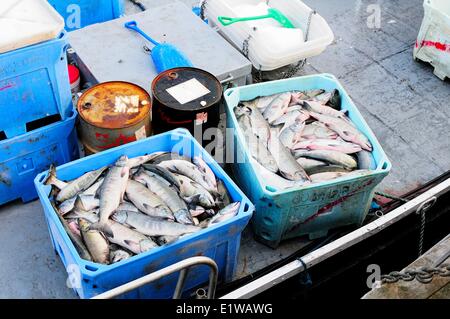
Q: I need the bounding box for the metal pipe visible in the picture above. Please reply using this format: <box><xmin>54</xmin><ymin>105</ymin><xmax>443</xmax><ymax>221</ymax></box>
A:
<box><xmin>221</xmin><ymin>178</ymin><xmax>450</xmax><ymax>299</ymax></box>
<box><xmin>92</xmin><ymin>256</ymin><xmax>218</xmax><ymax>299</ymax></box>
<box><xmin>173</xmin><ymin>268</ymin><xmax>190</xmax><ymax>299</ymax></box>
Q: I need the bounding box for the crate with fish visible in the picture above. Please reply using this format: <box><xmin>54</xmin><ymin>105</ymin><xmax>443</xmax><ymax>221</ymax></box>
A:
<box><xmin>47</xmin><ymin>0</ymin><xmax>125</xmax><ymax>32</ymax></box>
<box><xmin>0</xmin><ymin>109</ymin><xmax>79</xmax><ymax>206</ymax></box>
<box><xmin>224</xmin><ymin>73</ymin><xmax>391</xmax><ymax>248</ymax></box>
<box><xmin>34</xmin><ymin>129</ymin><xmax>254</xmax><ymax>299</ymax></box>
<box><xmin>204</xmin><ymin>0</ymin><xmax>334</xmax><ymax>71</ymax></box>
<box><xmin>0</xmin><ymin>0</ymin><xmax>73</xmax><ymax>140</ymax></box>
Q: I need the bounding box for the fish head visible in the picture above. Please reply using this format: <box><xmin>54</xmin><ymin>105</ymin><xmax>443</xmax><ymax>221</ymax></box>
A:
<box><xmin>115</xmin><ymin>156</ymin><xmax>129</xmax><ymax>167</ymax></box>
<box><xmin>140</xmin><ymin>239</ymin><xmax>157</xmax><ymax>252</ymax></box>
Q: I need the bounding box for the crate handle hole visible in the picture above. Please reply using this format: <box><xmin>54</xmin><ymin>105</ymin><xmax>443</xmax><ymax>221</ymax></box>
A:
<box><xmin>83</xmin><ymin>279</ymin><xmax>90</xmax><ymax>284</ymax></box>
<box><xmin>0</xmin><ymin>131</ymin><xmax>6</xmax><ymax>142</ymax></box>
<box><xmin>226</xmin><ymin>90</ymin><xmax>234</xmax><ymax>96</ymax></box>
<box><xmin>382</xmin><ymin>162</ymin><xmax>389</xmax><ymax>170</ymax></box>
<box><xmin>39</xmin><ymin>174</ymin><xmax>46</xmax><ymax>183</ymax></box>
<box><xmin>243</xmin><ymin>202</ymin><xmax>250</xmax><ymax>212</ymax></box>
<box><xmin>265</xmin><ymin>186</ymin><xmax>277</xmax><ymax>193</ymax></box>
<box><xmin>85</xmin><ymin>265</ymin><xmax>98</xmax><ymax>272</ymax></box>
<box><xmin>261</xmin><ymin>232</ymin><xmax>271</xmax><ymax>240</ymax></box>
<box><xmin>26</xmin><ymin>114</ymin><xmax>62</xmax><ymax>133</ymax></box>
<box><xmin>263</xmin><ymin>217</ymin><xmax>273</xmax><ymax>225</ymax></box>
<box><xmin>268</xmin><ymin>203</ymin><xmax>273</xmax><ymax>208</ymax></box>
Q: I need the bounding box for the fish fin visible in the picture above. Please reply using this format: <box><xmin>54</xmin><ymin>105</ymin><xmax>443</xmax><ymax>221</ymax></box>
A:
<box><xmin>90</xmin><ymin>222</ymin><xmax>114</xmax><ymax>238</ymax></box>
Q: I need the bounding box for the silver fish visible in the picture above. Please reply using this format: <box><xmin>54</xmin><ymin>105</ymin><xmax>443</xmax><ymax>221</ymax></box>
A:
<box><xmin>172</xmin><ymin>174</ymin><xmax>216</xmax><ymax>208</ymax></box>
<box><xmin>54</xmin><ymin>207</ymin><xmax>92</xmax><ymax>262</ymax></box>
<box><xmin>293</xmin><ymin>150</ymin><xmax>358</xmax><ymax>170</ymax></box>
<box><xmin>238</xmin><ymin>114</ymin><xmax>279</xmax><ymax>173</ymax></box>
<box><xmin>94</xmin><ymin>156</ymin><xmax>130</xmax><ymax>236</ymax></box>
<box><xmin>112</xmin><ymin>211</ymin><xmax>201</xmax><ymax>237</ymax></box>
<box><xmin>134</xmin><ymin>170</ymin><xmax>192</xmax><ymax>225</ymax></box>
<box><xmin>309</xmin><ymin>112</ymin><xmax>372</xmax><ymax>151</ymax></box>
<box><xmin>293</xmin><ymin>139</ymin><xmax>362</xmax><ymax>154</ymax></box>
<box><xmin>155</xmin><ymin>235</ymin><xmax>179</xmax><ymax>246</ymax></box>
<box><xmin>158</xmin><ymin>160</ymin><xmax>214</xmax><ymax>193</ymax></box>
<box><xmin>250</xmin><ymin>93</ymin><xmax>282</xmax><ymax>112</ymax></box>
<box><xmin>106</xmin><ymin>220</ymin><xmax>158</xmax><ymax>254</ymax></box>
<box><xmin>279</xmin><ymin>120</ymin><xmax>305</xmax><ymax>149</ymax></box>
<box><xmin>268</xmin><ymin>128</ymin><xmax>310</xmax><ymax>182</ymax></box>
<box><xmin>216</xmin><ymin>179</ymin><xmax>231</xmax><ymax>209</ymax></box>
<box><xmin>296</xmin><ymin>158</ymin><xmax>328</xmax><ymax>172</ymax></box>
<box><xmin>252</xmin><ymin>159</ymin><xmax>298</xmax><ymax>191</ymax></box>
<box><xmin>302</xmin><ymin>101</ymin><xmax>346</xmax><ymax>119</ymax></box>
<box><xmin>208</xmin><ymin>202</ymin><xmax>240</xmax><ymax>226</ymax></box>
<box><xmin>125</xmin><ymin>180</ymin><xmax>173</xmax><ymax>220</ymax></box>
<box><xmin>301</xmin><ymin>122</ymin><xmax>338</xmax><ymax>140</ymax></box>
<box><xmin>306</xmin><ymin>165</ymin><xmax>352</xmax><ymax>175</ymax></box>
<box><xmin>79</xmin><ymin>219</ymin><xmax>110</xmax><ymax>264</ymax></box>
<box><xmin>56</xmin><ymin>166</ymin><xmax>107</xmax><ymax>202</ymax></box>
<box><xmin>263</xmin><ymin>92</ymin><xmax>291</xmax><ymax>124</ymax></box>
<box><xmin>243</xmin><ymin>103</ymin><xmax>271</xmax><ymax>147</ymax></box>
<box><xmin>193</xmin><ymin>156</ymin><xmax>217</xmax><ymax>192</ymax></box>
<box><xmin>117</xmin><ymin>201</ymin><xmax>140</xmax><ymax>213</ymax></box>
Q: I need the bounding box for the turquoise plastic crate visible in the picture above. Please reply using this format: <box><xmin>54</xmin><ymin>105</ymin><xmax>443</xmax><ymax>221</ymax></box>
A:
<box><xmin>224</xmin><ymin>74</ymin><xmax>391</xmax><ymax>248</ymax></box>
<box><xmin>0</xmin><ymin>32</ymin><xmax>73</xmax><ymax>140</ymax></box>
<box><xmin>0</xmin><ymin>109</ymin><xmax>79</xmax><ymax>206</ymax></box>
<box><xmin>48</xmin><ymin>0</ymin><xmax>124</xmax><ymax>31</ymax></box>
<box><xmin>34</xmin><ymin>129</ymin><xmax>254</xmax><ymax>299</ymax></box>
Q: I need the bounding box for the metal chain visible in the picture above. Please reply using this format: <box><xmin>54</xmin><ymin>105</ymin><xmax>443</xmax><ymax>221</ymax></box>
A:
<box><xmin>381</xmin><ymin>264</ymin><xmax>450</xmax><ymax>285</ymax></box>
<box><xmin>242</xmin><ymin>35</ymin><xmax>252</xmax><ymax>58</ymax></box>
<box><xmin>375</xmin><ymin>191</ymin><xmax>409</xmax><ymax>203</ymax></box>
<box><xmin>199</xmin><ymin>0</ymin><xmax>207</xmax><ymax>21</ymax></box>
<box><xmin>282</xmin><ymin>9</ymin><xmax>316</xmax><ymax>79</ymax></box>
<box><xmin>416</xmin><ymin>197</ymin><xmax>437</xmax><ymax>257</ymax></box>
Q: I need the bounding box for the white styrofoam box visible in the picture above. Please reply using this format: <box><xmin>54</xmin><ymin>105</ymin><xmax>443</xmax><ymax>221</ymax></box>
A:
<box><xmin>413</xmin><ymin>0</ymin><xmax>450</xmax><ymax>80</ymax></box>
<box><xmin>205</xmin><ymin>0</ymin><xmax>334</xmax><ymax>71</ymax></box>
<box><xmin>0</xmin><ymin>0</ymin><xmax>64</xmax><ymax>53</ymax></box>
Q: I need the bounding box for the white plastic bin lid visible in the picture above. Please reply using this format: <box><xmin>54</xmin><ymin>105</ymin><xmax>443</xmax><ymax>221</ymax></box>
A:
<box><xmin>0</xmin><ymin>0</ymin><xmax>64</xmax><ymax>54</ymax></box>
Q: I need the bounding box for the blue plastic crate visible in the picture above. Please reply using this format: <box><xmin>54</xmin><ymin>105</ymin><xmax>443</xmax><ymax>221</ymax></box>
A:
<box><xmin>34</xmin><ymin>129</ymin><xmax>254</xmax><ymax>299</ymax></box>
<box><xmin>0</xmin><ymin>32</ymin><xmax>73</xmax><ymax>140</ymax></box>
<box><xmin>0</xmin><ymin>109</ymin><xmax>79</xmax><ymax>206</ymax></box>
<box><xmin>48</xmin><ymin>0</ymin><xmax>125</xmax><ymax>31</ymax></box>
<box><xmin>224</xmin><ymin>74</ymin><xmax>392</xmax><ymax>248</ymax></box>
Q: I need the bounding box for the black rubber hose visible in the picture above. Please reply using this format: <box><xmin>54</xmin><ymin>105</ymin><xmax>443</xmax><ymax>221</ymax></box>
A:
<box><xmin>128</xmin><ymin>0</ymin><xmax>146</xmax><ymax>11</ymax></box>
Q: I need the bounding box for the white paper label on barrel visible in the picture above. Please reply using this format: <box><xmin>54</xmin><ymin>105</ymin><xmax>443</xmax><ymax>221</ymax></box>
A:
<box><xmin>135</xmin><ymin>126</ymin><xmax>147</xmax><ymax>140</ymax></box>
<box><xmin>166</xmin><ymin>78</ymin><xmax>211</xmax><ymax>105</ymax></box>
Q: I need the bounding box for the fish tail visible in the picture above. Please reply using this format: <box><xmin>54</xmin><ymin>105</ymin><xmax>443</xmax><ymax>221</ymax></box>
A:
<box><xmin>44</xmin><ymin>165</ymin><xmax>58</xmax><ymax>187</ymax></box>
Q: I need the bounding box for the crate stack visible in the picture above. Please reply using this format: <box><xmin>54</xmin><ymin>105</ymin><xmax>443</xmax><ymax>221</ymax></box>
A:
<box><xmin>0</xmin><ymin>0</ymin><xmax>79</xmax><ymax>205</ymax></box>
<box><xmin>47</xmin><ymin>0</ymin><xmax>125</xmax><ymax>32</ymax></box>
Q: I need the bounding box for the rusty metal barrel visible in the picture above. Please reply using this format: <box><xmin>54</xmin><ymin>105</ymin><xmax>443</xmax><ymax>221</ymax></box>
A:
<box><xmin>77</xmin><ymin>81</ymin><xmax>152</xmax><ymax>155</ymax></box>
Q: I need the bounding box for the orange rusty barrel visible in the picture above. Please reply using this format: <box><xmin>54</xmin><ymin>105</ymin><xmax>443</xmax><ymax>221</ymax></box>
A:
<box><xmin>77</xmin><ymin>81</ymin><xmax>152</xmax><ymax>155</ymax></box>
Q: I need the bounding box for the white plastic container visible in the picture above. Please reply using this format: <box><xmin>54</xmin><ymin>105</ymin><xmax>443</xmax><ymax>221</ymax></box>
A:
<box><xmin>204</xmin><ymin>0</ymin><xmax>334</xmax><ymax>71</ymax></box>
<box><xmin>413</xmin><ymin>0</ymin><xmax>450</xmax><ymax>80</ymax></box>
<box><xmin>0</xmin><ymin>0</ymin><xmax>64</xmax><ymax>54</ymax></box>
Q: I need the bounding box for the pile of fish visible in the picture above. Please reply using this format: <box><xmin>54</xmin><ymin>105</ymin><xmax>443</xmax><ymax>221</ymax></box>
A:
<box><xmin>234</xmin><ymin>89</ymin><xmax>376</xmax><ymax>190</ymax></box>
<box><xmin>45</xmin><ymin>153</ymin><xmax>240</xmax><ymax>265</ymax></box>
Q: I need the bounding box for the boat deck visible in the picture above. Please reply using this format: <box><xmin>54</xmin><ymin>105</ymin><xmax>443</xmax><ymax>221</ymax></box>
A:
<box><xmin>363</xmin><ymin>234</ymin><xmax>450</xmax><ymax>299</ymax></box>
<box><xmin>0</xmin><ymin>0</ymin><xmax>449</xmax><ymax>298</ymax></box>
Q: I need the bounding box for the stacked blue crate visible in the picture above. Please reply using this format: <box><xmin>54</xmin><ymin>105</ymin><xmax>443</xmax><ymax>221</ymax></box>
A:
<box><xmin>47</xmin><ymin>0</ymin><xmax>125</xmax><ymax>32</ymax></box>
<box><xmin>0</xmin><ymin>28</ymin><xmax>79</xmax><ymax>205</ymax></box>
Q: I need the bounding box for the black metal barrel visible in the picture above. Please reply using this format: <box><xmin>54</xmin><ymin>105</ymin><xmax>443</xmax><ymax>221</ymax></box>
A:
<box><xmin>151</xmin><ymin>67</ymin><xmax>222</xmax><ymax>143</ymax></box>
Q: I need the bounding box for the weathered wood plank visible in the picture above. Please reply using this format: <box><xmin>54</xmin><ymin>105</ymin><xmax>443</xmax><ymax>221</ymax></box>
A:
<box><xmin>363</xmin><ymin>235</ymin><xmax>450</xmax><ymax>299</ymax></box>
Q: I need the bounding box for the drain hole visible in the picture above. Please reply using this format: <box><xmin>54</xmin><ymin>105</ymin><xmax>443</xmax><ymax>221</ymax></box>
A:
<box><xmin>26</xmin><ymin>114</ymin><xmax>62</xmax><ymax>133</ymax></box>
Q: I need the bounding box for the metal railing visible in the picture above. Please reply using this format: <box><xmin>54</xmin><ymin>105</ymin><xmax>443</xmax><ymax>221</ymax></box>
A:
<box><xmin>92</xmin><ymin>256</ymin><xmax>218</xmax><ymax>299</ymax></box>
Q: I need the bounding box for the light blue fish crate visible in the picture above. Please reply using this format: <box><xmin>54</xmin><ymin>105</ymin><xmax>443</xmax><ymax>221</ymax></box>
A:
<box><xmin>47</xmin><ymin>0</ymin><xmax>125</xmax><ymax>31</ymax></box>
<box><xmin>0</xmin><ymin>32</ymin><xmax>73</xmax><ymax>140</ymax></box>
<box><xmin>224</xmin><ymin>74</ymin><xmax>391</xmax><ymax>248</ymax></box>
<box><xmin>0</xmin><ymin>109</ymin><xmax>79</xmax><ymax>206</ymax></box>
<box><xmin>34</xmin><ymin>129</ymin><xmax>254</xmax><ymax>299</ymax></box>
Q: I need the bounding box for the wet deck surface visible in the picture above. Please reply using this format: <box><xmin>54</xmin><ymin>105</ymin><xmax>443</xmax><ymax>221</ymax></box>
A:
<box><xmin>0</xmin><ymin>0</ymin><xmax>449</xmax><ymax>298</ymax></box>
